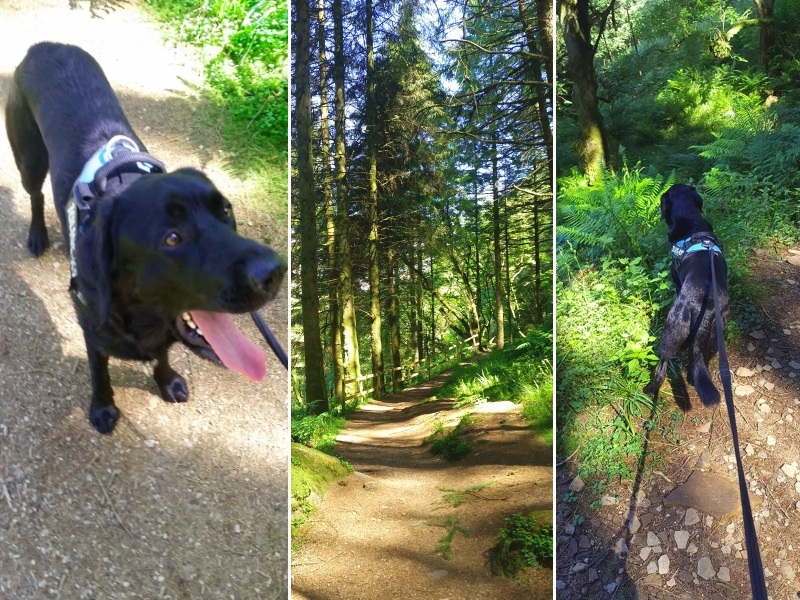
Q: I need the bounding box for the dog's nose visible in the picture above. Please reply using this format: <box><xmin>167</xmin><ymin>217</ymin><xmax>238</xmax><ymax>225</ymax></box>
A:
<box><xmin>247</xmin><ymin>255</ymin><xmax>286</xmax><ymax>296</ymax></box>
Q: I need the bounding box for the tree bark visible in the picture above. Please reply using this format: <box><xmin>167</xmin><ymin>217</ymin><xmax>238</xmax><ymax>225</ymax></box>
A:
<box><xmin>317</xmin><ymin>0</ymin><xmax>344</xmax><ymax>408</ymax></box>
<box><xmin>492</xmin><ymin>143</ymin><xmax>504</xmax><ymax>349</ymax></box>
<box><xmin>333</xmin><ymin>0</ymin><xmax>361</xmax><ymax>399</ymax></box>
<box><xmin>366</xmin><ymin>0</ymin><xmax>385</xmax><ymax>399</ymax></box>
<box><xmin>559</xmin><ymin>0</ymin><xmax>614</xmax><ymax>182</ymax></box>
<box><xmin>473</xmin><ymin>175</ymin><xmax>484</xmax><ymax>350</ymax></box>
<box><xmin>294</xmin><ymin>0</ymin><xmax>327</xmax><ymax>412</ymax></box>
<box><xmin>388</xmin><ymin>247</ymin><xmax>401</xmax><ymax>392</ymax></box>
<box><xmin>754</xmin><ymin>0</ymin><xmax>775</xmax><ymax>72</ymax></box>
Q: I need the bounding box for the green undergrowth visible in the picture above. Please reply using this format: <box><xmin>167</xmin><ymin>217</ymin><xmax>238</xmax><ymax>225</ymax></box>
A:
<box><xmin>490</xmin><ymin>511</ymin><xmax>553</xmax><ymax>577</ymax></box>
<box><xmin>427</xmin><ymin>414</ymin><xmax>476</xmax><ymax>460</ymax></box>
<box><xmin>426</xmin><ymin>515</ymin><xmax>469</xmax><ymax>559</ymax></box>
<box><xmin>144</xmin><ymin>0</ymin><xmax>288</xmax><ymax>224</ymax></box>
<box><xmin>434</xmin><ymin>326</ymin><xmax>553</xmax><ymax>443</ymax></box>
<box><xmin>438</xmin><ymin>483</ymin><xmax>493</xmax><ymax>507</ymax></box>
<box><xmin>290</xmin><ymin>443</ymin><xmax>351</xmax><ymax>545</ymax></box>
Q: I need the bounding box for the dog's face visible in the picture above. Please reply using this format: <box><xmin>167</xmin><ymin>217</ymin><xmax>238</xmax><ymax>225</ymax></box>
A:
<box><xmin>660</xmin><ymin>184</ymin><xmax>708</xmax><ymax>241</ymax></box>
<box><xmin>81</xmin><ymin>168</ymin><xmax>286</xmax><ymax>379</ymax></box>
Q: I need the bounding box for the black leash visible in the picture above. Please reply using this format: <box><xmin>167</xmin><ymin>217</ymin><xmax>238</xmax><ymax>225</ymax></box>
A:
<box><xmin>251</xmin><ymin>311</ymin><xmax>288</xmax><ymax>370</ymax></box>
<box><xmin>709</xmin><ymin>248</ymin><xmax>767</xmax><ymax>599</ymax></box>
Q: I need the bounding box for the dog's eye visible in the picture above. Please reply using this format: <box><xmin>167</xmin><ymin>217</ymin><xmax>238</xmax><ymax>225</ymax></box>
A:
<box><xmin>162</xmin><ymin>231</ymin><xmax>183</xmax><ymax>247</ymax></box>
<box><xmin>223</xmin><ymin>205</ymin><xmax>233</xmax><ymax>219</ymax></box>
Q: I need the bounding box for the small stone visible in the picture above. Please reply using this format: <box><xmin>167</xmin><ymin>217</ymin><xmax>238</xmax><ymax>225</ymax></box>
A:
<box><xmin>698</xmin><ymin>557</ymin><xmax>715</xmax><ymax>580</ymax></box>
<box><xmin>717</xmin><ymin>566</ymin><xmax>731</xmax><ymax>582</ymax></box>
<box><xmin>640</xmin><ymin>547</ymin><xmax>652</xmax><ymax>561</ymax></box>
<box><xmin>555</xmin><ymin>580</ymin><xmax>565</xmax><ymax>590</ymax></box>
<box><xmin>687</xmin><ymin>543</ymin><xmax>698</xmax><ymax>554</ymax></box>
<box><xmin>578</xmin><ymin>535</ymin><xmax>591</xmax><ymax>549</ymax></box>
<box><xmin>601</xmin><ymin>495</ymin><xmax>616</xmax><ymax>506</ymax></box>
<box><xmin>647</xmin><ymin>560</ymin><xmax>658</xmax><ymax>574</ymax></box>
<box><xmin>144</xmin><ymin>439</ymin><xmax>157</xmax><ymax>448</ymax></box>
<box><xmin>675</xmin><ymin>530</ymin><xmax>690</xmax><ymax>550</ymax></box>
<box><xmin>747</xmin><ymin>343</ymin><xmax>756</xmax><ymax>352</ymax></box>
<box><xmin>745</xmin><ymin>444</ymin><xmax>755</xmax><ymax>456</ymax></box>
<box><xmin>767</xmin><ymin>436</ymin><xmax>777</xmax><ymax>446</ymax></box>
<box><xmin>750</xmin><ymin>330</ymin><xmax>766</xmax><ymax>340</ymax></box>
<box><xmin>628</xmin><ymin>515</ymin><xmax>641</xmax><ymax>534</ymax></box>
<box><xmin>605</xmin><ymin>582</ymin><xmax>617</xmax><ymax>593</ymax></box>
<box><xmin>571</xmin><ymin>562</ymin><xmax>587</xmax><ymax>573</ymax></box>
<box><xmin>735</xmin><ymin>385</ymin><xmax>755</xmax><ymax>396</ymax></box>
<box><xmin>615</xmin><ymin>538</ymin><xmax>628</xmax><ymax>555</ymax></box>
<box><xmin>658</xmin><ymin>554</ymin><xmax>670</xmax><ymax>575</ymax></box>
<box><xmin>790</xmin><ymin>361</ymin><xmax>800</xmax><ymax>370</ymax></box>
<box><xmin>781</xmin><ymin>564</ymin><xmax>796</xmax><ymax>581</ymax></box>
<box><xmin>588</xmin><ymin>568</ymin><xmax>598</xmax><ymax>583</ymax></box>
<box><xmin>736</xmin><ymin>367</ymin><xmax>755</xmax><ymax>377</ymax></box>
<box><xmin>685</xmin><ymin>508</ymin><xmax>700</xmax><ymax>526</ymax></box>
<box><xmin>564</xmin><ymin>523</ymin><xmax>575</xmax><ymax>535</ymax></box>
<box><xmin>678</xmin><ymin>569</ymin><xmax>694</xmax><ymax>583</ymax></box>
<box><xmin>697</xmin><ymin>421</ymin><xmax>712</xmax><ymax>433</ymax></box>
<box><xmin>759</xmin><ymin>403</ymin><xmax>772</xmax><ymax>413</ymax></box>
<box><xmin>765</xmin><ymin>382</ymin><xmax>775</xmax><ymax>391</ymax></box>
<box><xmin>795</xmin><ymin>482</ymin><xmax>800</xmax><ymax>494</ymax></box>
<box><xmin>666</xmin><ymin>576</ymin><xmax>676</xmax><ymax>587</ymax></box>
<box><xmin>782</xmin><ymin>464</ymin><xmax>797</xmax><ymax>478</ymax></box>
<box><xmin>569</xmin><ymin>476</ymin><xmax>585</xmax><ymax>493</ymax></box>
<box><xmin>647</xmin><ymin>531</ymin><xmax>660</xmax><ymax>546</ymax></box>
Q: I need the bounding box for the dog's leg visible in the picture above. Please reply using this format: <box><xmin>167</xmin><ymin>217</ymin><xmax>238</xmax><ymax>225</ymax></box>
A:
<box><xmin>153</xmin><ymin>350</ymin><xmax>189</xmax><ymax>403</ymax></box>
<box><xmin>5</xmin><ymin>85</ymin><xmax>50</xmax><ymax>256</ymax></box>
<box><xmin>85</xmin><ymin>345</ymin><xmax>120</xmax><ymax>434</ymax></box>
<box><xmin>645</xmin><ymin>300</ymin><xmax>691</xmax><ymax>397</ymax></box>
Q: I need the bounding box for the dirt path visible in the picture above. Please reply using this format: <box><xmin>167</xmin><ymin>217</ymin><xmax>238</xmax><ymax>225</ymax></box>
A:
<box><xmin>557</xmin><ymin>246</ymin><xmax>800</xmax><ymax>599</ymax></box>
<box><xmin>0</xmin><ymin>2</ymin><xmax>288</xmax><ymax>598</ymax></box>
<box><xmin>291</xmin><ymin>359</ymin><xmax>553</xmax><ymax>600</ymax></box>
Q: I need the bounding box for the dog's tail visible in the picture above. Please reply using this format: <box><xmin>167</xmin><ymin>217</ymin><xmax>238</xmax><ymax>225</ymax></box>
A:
<box><xmin>691</xmin><ymin>357</ymin><xmax>720</xmax><ymax>406</ymax></box>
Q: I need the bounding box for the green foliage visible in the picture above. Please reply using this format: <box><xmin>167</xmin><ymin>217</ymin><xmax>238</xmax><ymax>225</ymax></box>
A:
<box><xmin>146</xmin><ymin>0</ymin><xmax>288</xmax><ymax>162</ymax></box>
<box><xmin>438</xmin><ymin>483</ymin><xmax>493</xmax><ymax>507</ymax></box>
<box><xmin>291</xmin><ymin>405</ymin><xmax>346</xmax><ymax>454</ymax></box>
<box><xmin>426</xmin><ymin>515</ymin><xmax>469</xmax><ymax>559</ymax></box>
<box><xmin>490</xmin><ymin>512</ymin><xmax>553</xmax><ymax>576</ymax></box>
<box><xmin>429</xmin><ymin>414</ymin><xmax>475</xmax><ymax>461</ymax></box>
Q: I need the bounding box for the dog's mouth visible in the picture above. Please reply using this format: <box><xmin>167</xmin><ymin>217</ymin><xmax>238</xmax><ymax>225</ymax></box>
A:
<box><xmin>175</xmin><ymin>311</ymin><xmax>266</xmax><ymax>381</ymax></box>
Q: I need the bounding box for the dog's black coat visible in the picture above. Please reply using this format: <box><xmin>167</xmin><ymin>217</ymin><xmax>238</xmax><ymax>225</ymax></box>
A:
<box><xmin>644</xmin><ymin>184</ymin><xmax>729</xmax><ymax>406</ymax></box>
<box><xmin>5</xmin><ymin>42</ymin><xmax>285</xmax><ymax>433</ymax></box>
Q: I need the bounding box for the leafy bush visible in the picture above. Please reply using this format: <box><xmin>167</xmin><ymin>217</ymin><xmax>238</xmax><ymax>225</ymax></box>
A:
<box><xmin>429</xmin><ymin>414</ymin><xmax>474</xmax><ymax>460</ymax></box>
<box><xmin>490</xmin><ymin>512</ymin><xmax>553</xmax><ymax>576</ymax></box>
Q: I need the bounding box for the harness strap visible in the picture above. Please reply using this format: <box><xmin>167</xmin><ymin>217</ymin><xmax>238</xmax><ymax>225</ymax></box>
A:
<box><xmin>671</xmin><ymin>233</ymin><xmax>722</xmax><ymax>267</ymax></box>
<box><xmin>709</xmin><ymin>251</ymin><xmax>767</xmax><ymax>599</ymax></box>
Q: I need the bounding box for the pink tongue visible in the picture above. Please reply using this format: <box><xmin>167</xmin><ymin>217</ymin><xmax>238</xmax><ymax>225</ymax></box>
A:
<box><xmin>189</xmin><ymin>311</ymin><xmax>266</xmax><ymax>381</ymax></box>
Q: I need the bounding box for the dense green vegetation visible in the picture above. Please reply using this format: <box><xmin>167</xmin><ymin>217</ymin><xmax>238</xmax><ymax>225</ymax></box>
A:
<box><xmin>490</xmin><ymin>511</ymin><xmax>553</xmax><ymax>576</ymax></box>
<box><xmin>557</xmin><ymin>0</ymin><xmax>800</xmax><ymax>493</ymax></box>
<box><xmin>145</xmin><ymin>0</ymin><xmax>288</xmax><ymax>219</ymax></box>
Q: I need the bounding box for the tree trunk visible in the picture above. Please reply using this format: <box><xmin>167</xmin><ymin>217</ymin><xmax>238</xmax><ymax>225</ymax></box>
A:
<box><xmin>522</xmin><ymin>0</ymin><xmax>553</xmax><ymax>182</ymax></box>
<box><xmin>754</xmin><ymin>0</ymin><xmax>775</xmax><ymax>72</ymax></box>
<box><xmin>366</xmin><ymin>0</ymin><xmax>385</xmax><ymax>399</ymax></box>
<box><xmin>533</xmin><ymin>191</ymin><xmax>544</xmax><ymax>324</ymax></box>
<box><xmin>388</xmin><ymin>247</ymin><xmax>401</xmax><ymax>392</ymax></box>
<box><xmin>503</xmin><ymin>193</ymin><xmax>514</xmax><ymax>342</ymax></box>
<box><xmin>294</xmin><ymin>0</ymin><xmax>327</xmax><ymax>412</ymax></box>
<box><xmin>559</xmin><ymin>0</ymin><xmax>614</xmax><ymax>183</ymax></box>
<box><xmin>474</xmin><ymin>175</ymin><xmax>484</xmax><ymax>350</ymax></box>
<box><xmin>333</xmin><ymin>0</ymin><xmax>361</xmax><ymax>399</ymax></box>
<box><xmin>317</xmin><ymin>0</ymin><xmax>344</xmax><ymax>408</ymax></box>
<box><xmin>492</xmin><ymin>143</ymin><xmax>504</xmax><ymax>349</ymax></box>
<box><xmin>416</xmin><ymin>249</ymin><xmax>425</xmax><ymax>362</ymax></box>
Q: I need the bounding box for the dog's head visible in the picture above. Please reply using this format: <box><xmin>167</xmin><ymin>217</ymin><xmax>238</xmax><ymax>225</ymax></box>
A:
<box><xmin>660</xmin><ymin>184</ymin><xmax>711</xmax><ymax>242</ymax></box>
<box><xmin>78</xmin><ymin>168</ymin><xmax>286</xmax><ymax>380</ymax></box>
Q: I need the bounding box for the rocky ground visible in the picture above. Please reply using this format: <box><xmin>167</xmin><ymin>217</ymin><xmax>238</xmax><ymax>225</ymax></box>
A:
<box><xmin>557</xmin><ymin>247</ymin><xmax>800</xmax><ymax>599</ymax></box>
<box><xmin>0</xmin><ymin>2</ymin><xmax>288</xmax><ymax>598</ymax></box>
<box><xmin>291</xmin><ymin>361</ymin><xmax>553</xmax><ymax>600</ymax></box>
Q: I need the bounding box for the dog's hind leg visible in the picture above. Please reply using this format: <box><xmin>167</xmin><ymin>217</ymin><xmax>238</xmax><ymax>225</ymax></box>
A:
<box><xmin>644</xmin><ymin>300</ymin><xmax>691</xmax><ymax>398</ymax></box>
<box><xmin>153</xmin><ymin>349</ymin><xmax>189</xmax><ymax>403</ymax></box>
<box><xmin>5</xmin><ymin>83</ymin><xmax>50</xmax><ymax>257</ymax></box>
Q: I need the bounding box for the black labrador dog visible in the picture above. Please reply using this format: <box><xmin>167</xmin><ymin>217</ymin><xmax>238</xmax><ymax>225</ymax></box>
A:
<box><xmin>644</xmin><ymin>184</ymin><xmax>728</xmax><ymax>406</ymax></box>
<box><xmin>5</xmin><ymin>42</ymin><xmax>286</xmax><ymax>433</ymax></box>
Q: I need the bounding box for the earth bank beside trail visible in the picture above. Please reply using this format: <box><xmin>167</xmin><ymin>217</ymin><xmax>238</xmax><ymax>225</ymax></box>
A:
<box><xmin>0</xmin><ymin>2</ymin><xmax>288</xmax><ymax>598</ymax></box>
<box><xmin>291</xmin><ymin>361</ymin><xmax>553</xmax><ymax>600</ymax></box>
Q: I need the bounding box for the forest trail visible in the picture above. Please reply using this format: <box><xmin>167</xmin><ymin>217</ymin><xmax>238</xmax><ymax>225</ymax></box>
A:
<box><xmin>557</xmin><ymin>246</ymin><xmax>800</xmax><ymax>599</ymax></box>
<box><xmin>291</xmin><ymin>358</ymin><xmax>553</xmax><ymax>599</ymax></box>
<box><xmin>0</xmin><ymin>2</ymin><xmax>288</xmax><ymax>598</ymax></box>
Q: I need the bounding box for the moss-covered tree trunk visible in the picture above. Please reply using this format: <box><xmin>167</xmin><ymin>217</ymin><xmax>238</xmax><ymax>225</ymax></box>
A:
<box><xmin>388</xmin><ymin>247</ymin><xmax>401</xmax><ymax>392</ymax></box>
<box><xmin>333</xmin><ymin>0</ymin><xmax>361</xmax><ymax>400</ymax></box>
<box><xmin>754</xmin><ymin>0</ymin><xmax>775</xmax><ymax>72</ymax></box>
<box><xmin>559</xmin><ymin>0</ymin><xmax>614</xmax><ymax>183</ymax></box>
<box><xmin>366</xmin><ymin>0</ymin><xmax>385</xmax><ymax>399</ymax></box>
<box><xmin>294</xmin><ymin>0</ymin><xmax>327</xmax><ymax>412</ymax></box>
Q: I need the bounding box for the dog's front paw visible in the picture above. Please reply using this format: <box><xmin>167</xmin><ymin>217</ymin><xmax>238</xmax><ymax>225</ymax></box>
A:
<box><xmin>643</xmin><ymin>382</ymin><xmax>658</xmax><ymax>397</ymax></box>
<box><xmin>27</xmin><ymin>228</ymin><xmax>49</xmax><ymax>257</ymax></box>
<box><xmin>90</xmin><ymin>404</ymin><xmax>120</xmax><ymax>434</ymax></box>
<box><xmin>160</xmin><ymin>375</ymin><xmax>189</xmax><ymax>403</ymax></box>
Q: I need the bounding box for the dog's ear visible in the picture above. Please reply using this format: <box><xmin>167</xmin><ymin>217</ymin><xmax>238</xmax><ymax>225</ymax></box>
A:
<box><xmin>689</xmin><ymin>186</ymin><xmax>704</xmax><ymax>211</ymax></box>
<box><xmin>660</xmin><ymin>189</ymin><xmax>672</xmax><ymax>223</ymax></box>
<box><xmin>172</xmin><ymin>167</ymin><xmax>212</xmax><ymax>183</ymax></box>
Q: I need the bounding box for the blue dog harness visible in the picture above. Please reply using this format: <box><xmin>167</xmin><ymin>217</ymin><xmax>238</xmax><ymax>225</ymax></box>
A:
<box><xmin>670</xmin><ymin>232</ymin><xmax>723</xmax><ymax>268</ymax></box>
<box><xmin>66</xmin><ymin>135</ymin><xmax>165</xmax><ymax>304</ymax></box>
